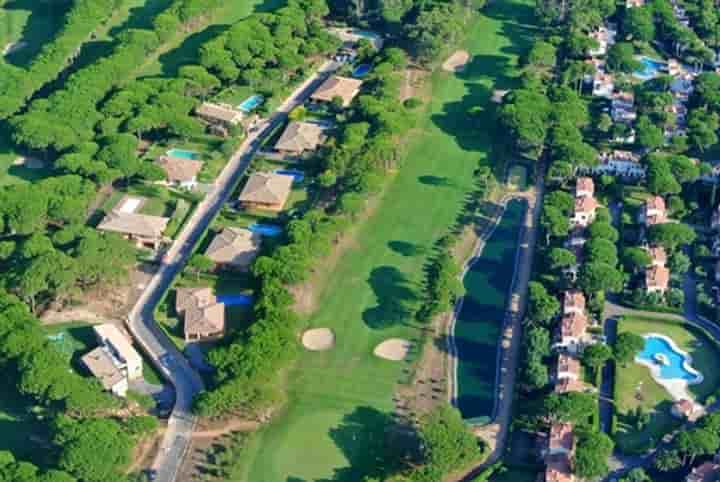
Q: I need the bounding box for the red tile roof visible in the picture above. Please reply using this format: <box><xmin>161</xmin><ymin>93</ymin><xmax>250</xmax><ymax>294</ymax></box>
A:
<box><xmin>576</xmin><ymin>177</ymin><xmax>595</xmax><ymax>196</ymax></box>
<box><xmin>563</xmin><ymin>291</ymin><xmax>586</xmax><ymax>313</ymax></box>
<box><xmin>646</xmin><ymin>265</ymin><xmax>670</xmax><ymax>290</ymax></box>
<box><xmin>561</xmin><ymin>312</ymin><xmax>588</xmax><ymax>338</ymax></box>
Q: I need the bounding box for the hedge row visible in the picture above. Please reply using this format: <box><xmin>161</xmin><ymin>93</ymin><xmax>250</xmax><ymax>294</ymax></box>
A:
<box><xmin>0</xmin><ymin>0</ymin><xmax>117</xmax><ymax>119</ymax></box>
<box><xmin>10</xmin><ymin>0</ymin><xmax>226</xmax><ymax>153</ymax></box>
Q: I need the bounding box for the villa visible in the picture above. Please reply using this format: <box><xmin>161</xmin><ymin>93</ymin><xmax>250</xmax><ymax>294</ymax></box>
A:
<box><xmin>646</xmin><ymin>245</ymin><xmax>667</xmax><ymax>267</ymax></box>
<box><xmin>639</xmin><ymin>196</ymin><xmax>668</xmax><ymax>226</ymax></box>
<box><xmin>310</xmin><ymin>76</ymin><xmax>363</xmax><ymax>107</ymax></box>
<box><xmin>97</xmin><ymin>210</ymin><xmax>169</xmax><ymax>250</ymax></box>
<box><xmin>611</xmin><ymin>92</ymin><xmax>637</xmax><ymax>123</ymax></box>
<box><xmin>274</xmin><ymin>121</ymin><xmax>326</xmax><ymax>155</ymax></box>
<box><xmin>582</xmin><ymin>150</ymin><xmax>645</xmax><ymax>178</ymax></box>
<box><xmin>545</xmin><ymin>422</ymin><xmax>575</xmax><ymax>456</ymax></box>
<box><xmin>81</xmin><ymin>324</ymin><xmax>143</xmax><ymax>397</ymax></box>
<box><xmin>646</xmin><ymin>265</ymin><xmax>670</xmax><ymax>294</ymax></box>
<box><xmin>575</xmin><ymin>176</ymin><xmax>594</xmax><ymax>198</ymax></box>
<box><xmin>588</xmin><ymin>25</ymin><xmax>616</xmax><ymax>57</ymax></box>
<box><xmin>686</xmin><ymin>459</ymin><xmax>720</xmax><ymax>482</ymax></box>
<box><xmin>238</xmin><ymin>172</ymin><xmax>294</xmax><ymax>211</ymax></box>
<box><xmin>556</xmin><ymin>353</ymin><xmax>581</xmax><ymax>382</ymax></box>
<box><xmin>592</xmin><ymin>71</ymin><xmax>614</xmax><ymax>98</ymax></box>
<box><xmin>563</xmin><ymin>291</ymin><xmax>586</xmax><ymax>315</ymax></box>
<box><xmin>157</xmin><ymin>155</ymin><xmax>203</xmax><ymax>189</ymax></box>
<box><xmin>557</xmin><ymin>311</ymin><xmax>590</xmax><ymax>353</ymax></box>
<box><xmin>195</xmin><ymin>102</ymin><xmax>243</xmax><ymax>127</ymax></box>
<box><xmin>571</xmin><ymin>195</ymin><xmax>598</xmax><ymax>228</ymax></box>
<box><xmin>204</xmin><ymin>227</ymin><xmax>262</xmax><ymax>271</ymax></box>
<box><xmin>176</xmin><ymin>287</ymin><xmax>226</xmax><ymax>342</ymax></box>
<box><xmin>545</xmin><ymin>454</ymin><xmax>575</xmax><ymax>482</ymax></box>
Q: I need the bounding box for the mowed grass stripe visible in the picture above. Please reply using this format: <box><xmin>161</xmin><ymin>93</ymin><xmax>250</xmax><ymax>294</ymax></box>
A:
<box><xmin>239</xmin><ymin>1</ymin><xmax>536</xmax><ymax>480</ymax></box>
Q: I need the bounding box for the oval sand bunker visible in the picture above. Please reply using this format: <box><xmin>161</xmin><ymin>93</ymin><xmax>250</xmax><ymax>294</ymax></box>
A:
<box><xmin>374</xmin><ymin>338</ymin><xmax>412</xmax><ymax>361</ymax></box>
<box><xmin>302</xmin><ymin>328</ymin><xmax>335</xmax><ymax>351</ymax></box>
<box><xmin>442</xmin><ymin>50</ymin><xmax>470</xmax><ymax>73</ymax></box>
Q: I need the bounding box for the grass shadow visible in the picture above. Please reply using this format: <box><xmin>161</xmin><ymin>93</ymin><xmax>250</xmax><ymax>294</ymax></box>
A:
<box><xmin>388</xmin><ymin>240</ymin><xmax>428</xmax><ymax>257</ymax></box>
<box><xmin>362</xmin><ymin>266</ymin><xmax>420</xmax><ymax>329</ymax></box>
<box><xmin>3</xmin><ymin>0</ymin><xmax>68</xmax><ymax>67</ymax></box>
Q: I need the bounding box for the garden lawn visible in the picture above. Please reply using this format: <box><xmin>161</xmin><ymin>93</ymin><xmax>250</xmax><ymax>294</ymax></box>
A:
<box><xmin>235</xmin><ymin>0</ymin><xmax>537</xmax><ymax>479</ymax></box>
<box><xmin>614</xmin><ymin>315</ymin><xmax>720</xmax><ymax>453</ymax></box>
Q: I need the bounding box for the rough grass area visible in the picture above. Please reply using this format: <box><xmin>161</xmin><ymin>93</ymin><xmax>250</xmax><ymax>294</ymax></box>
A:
<box><xmin>235</xmin><ymin>0</ymin><xmax>537</xmax><ymax>479</ymax></box>
<box><xmin>614</xmin><ymin>315</ymin><xmax>720</xmax><ymax>454</ymax></box>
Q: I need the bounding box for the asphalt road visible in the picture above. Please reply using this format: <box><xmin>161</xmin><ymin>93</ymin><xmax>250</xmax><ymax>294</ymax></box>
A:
<box><xmin>125</xmin><ymin>60</ymin><xmax>339</xmax><ymax>482</ymax></box>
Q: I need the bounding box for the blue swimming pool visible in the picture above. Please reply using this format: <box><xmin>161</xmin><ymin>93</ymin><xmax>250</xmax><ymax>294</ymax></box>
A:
<box><xmin>636</xmin><ymin>335</ymin><xmax>701</xmax><ymax>382</ymax></box>
<box><xmin>167</xmin><ymin>148</ymin><xmax>200</xmax><ymax>160</ymax></box>
<box><xmin>275</xmin><ymin>168</ymin><xmax>305</xmax><ymax>182</ymax></box>
<box><xmin>238</xmin><ymin>95</ymin><xmax>264</xmax><ymax>113</ymax></box>
<box><xmin>217</xmin><ymin>294</ymin><xmax>254</xmax><ymax>306</ymax></box>
<box><xmin>353</xmin><ymin>64</ymin><xmax>371</xmax><ymax>77</ymax></box>
<box><xmin>635</xmin><ymin>56</ymin><xmax>666</xmax><ymax>79</ymax></box>
<box><xmin>248</xmin><ymin>223</ymin><xmax>283</xmax><ymax>236</ymax></box>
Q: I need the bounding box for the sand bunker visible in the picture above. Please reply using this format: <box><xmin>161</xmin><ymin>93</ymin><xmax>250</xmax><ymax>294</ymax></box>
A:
<box><xmin>442</xmin><ymin>50</ymin><xmax>470</xmax><ymax>73</ymax></box>
<box><xmin>302</xmin><ymin>328</ymin><xmax>335</xmax><ymax>351</ymax></box>
<box><xmin>374</xmin><ymin>338</ymin><xmax>412</xmax><ymax>361</ymax></box>
<box><xmin>3</xmin><ymin>41</ymin><xmax>27</xmax><ymax>56</ymax></box>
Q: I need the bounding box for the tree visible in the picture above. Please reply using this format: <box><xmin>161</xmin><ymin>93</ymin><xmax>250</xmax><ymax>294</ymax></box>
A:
<box><xmin>416</xmin><ymin>403</ymin><xmax>482</xmax><ymax>476</ymax></box>
<box><xmin>669</xmin><ymin>155</ymin><xmax>700</xmax><ymax>184</ymax></box>
<box><xmin>187</xmin><ymin>254</ymin><xmax>214</xmax><ymax>280</ymax></box>
<box><xmin>578</xmin><ymin>262</ymin><xmax>624</xmax><ymax>294</ymax></box>
<box><xmin>669</xmin><ymin>251</ymin><xmax>691</xmax><ymax>274</ymax></box>
<box><xmin>620</xmin><ymin>468</ymin><xmax>650</xmax><ymax>482</ymax></box>
<box><xmin>622</xmin><ymin>247</ymin><xmax>652</xmax><ymax>273</ymax></box>
<box><xmin>587</xmin><ymin>221</ymin><xmax>619</xmax><ymax>242</ymax></box>
<box><xmin>624</xmin><ymin>6</ymin><xmax>655</xmax><ymax>42</ymax></box>
<box><xmin>675</xmin><ymin>428</ymin><xmax>720</xmax><ymax>465</ymax></box>
<box><xmin>526</xmin><ymin>41</ymin><xmax>557</xmax><ymax>69</ymax></box>
<box><xmin>607</xmin><ymin>42</ymin><xmax>641</xmax><ymax>73</ymax></box>
<box><xmin>96</xmin><ymin>134</ymin><xmax>140</xmax><ymax>183</ymax></box>
<box><xmin>543</xmin><ymin>392</ymin><xmax>597</xmax><ymax>425</ymax></box>
<box><xmin>547</xmin><ymin>247</ymin><xmax>576</xmax><ymax>271</ymax></box>
<box><xmin>527</xmin><ymin>282</ymin><xmax>560</xmax><ymax>324</ymax></box>
<box><xmin>541</xmin><ymin>206</ymin><xmax>570</xmax><ymax>243</ymax></box>
<box><xmin>636</xmin><ymin>115</ymin><xmax>665</xmax><ymax>151</ymax></box>
<box><xmin>584</xmin><ymin>238</ymin><xmax>618</xmax><ymax>266</ymax></box>
<box><xmin>614</xmin><ymin>332</ymin><xmax>645</xmax><ymax>366</ymax></box>
<box><xmin>646</xmin><ymin>156</ymin><xmax>682</xmax><ymax>196</ymax></box>
<box><xmin>582</xmin><ymin>343</ymin><xmax>613</xmax><ymax>376</ymax></box>
<box><xmin>688</xmin><ymin>109</ymin><xmax>719</xmax><ymax>152</ymax></box>
<box><xmin>655</xmin><ymin>449</ymin><xmax>683</xmax><ymax>471</ymax></box>
<box><xmin>574</xmin><ymin>429</ymin><xmax>614</xmax><ymax>478</ymax></box>
<box><xmin>648</xmin><ymin>223</ymin><xmax>696</xmax><ymax>251</ymax></box>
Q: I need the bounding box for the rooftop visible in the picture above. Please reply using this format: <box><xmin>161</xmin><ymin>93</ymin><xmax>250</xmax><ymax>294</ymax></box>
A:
<box><xmin>205</xmin><ymin>227</ymin><xmax>262</xmax><ymax>269</ymax></box>
<box><xmin>195</xmin><ymin>102</ymin><xmax>243</xmax><ymax>124</ymax></box>
<box><xmin>564</xmin><ymin>291</ymin><xmax>586</xmax><ymax>313</ymax></box>
<box><xmin>176</xmin><ymin>287</ymin><xmax>225</xmax><ymax>338</ymax></box>
<box><xmin>646</xmin><ymin>265</ymin><xmax>670</xmax><ymax>290</ymax></box>
<box><xmin>97</xmin><ymin>210</ymin><xmax>169</xmax><ymax>239</ymax></box>
<box><xmin>275</xmin><ymin>121</ymin><xmax>325</xmax><ymax>153</ymax></box>
<box><xmin>311</xmin><ymin>76</ymin><xmax>363</xmax><ymax>106</ymax></box>
<box><xmin>561</xmin><ymin>311</ymin><xmax>588</xmax><ymax>338</ymax></box>
<box><xmin>238</xmin><ymin>172</ymin><xmax>294</xmax><ymax>208</ymax></box>
<box><xmin>157</xmin><ymin>155</ymin><xmax>203</xmax><ymax>183</ymax></box>
<box><xmin>81</xmin><ymin>347</ymin><xmax>125</xmax><ymax>390</ymax></box>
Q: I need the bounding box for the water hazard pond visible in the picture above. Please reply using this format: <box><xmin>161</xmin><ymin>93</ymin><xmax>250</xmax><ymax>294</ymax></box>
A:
<box><xmin>454</xmin><ymin>198</ymin><xmax>527</xmax><ymax>424</ymax></box>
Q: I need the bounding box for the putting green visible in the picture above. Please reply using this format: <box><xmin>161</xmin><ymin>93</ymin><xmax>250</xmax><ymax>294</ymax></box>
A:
<box><xmin>237</xmin><ymin>0</ymin><xmax>537</xmax><ymax>479</ymax></box>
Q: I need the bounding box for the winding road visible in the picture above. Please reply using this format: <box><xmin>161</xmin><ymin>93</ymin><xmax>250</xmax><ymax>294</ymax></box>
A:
<box><xmin>125</xmin><ymin>59</ymin><xmax>339</xmax><ymax>482</ymax></box>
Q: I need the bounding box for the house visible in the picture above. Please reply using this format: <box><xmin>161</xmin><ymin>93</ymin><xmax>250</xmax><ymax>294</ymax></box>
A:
<box><xmin>204</xmin><ymin>227</ymin><xmax>262</xmax><ymax>271</ymax></box>
<box><xmin>646</xmin><ymin>265</ymin><xmax>670</xmax><ymax>294</ymax></box>
<box><xmin>81</xmin><ymin>347</ymin><xmax>128</xmax><ymax>397</ymax></box>
<box><xmin>555</xmin><ymin>376</ymin><xmax>587</xmax><ymax>394</ymax></box>
<box><xmin>556</xmin><ymin>353</ymin><xmax>581</xmax><ymax>382</ymax></box>
<box><xmin>575</xmin><ymin>177</ymin><xmax>594</xmax><ymax>198</ymax></box>
<box><xmin>92</xmin><ymin>324</ymin><xmax>142</xmax><ymax>380</ymax></box>
<box><xmin>588</xmin><ymin>26</ymin><xmax>616</xmax><ymax>57</ymax></box>
<box><xmin>176</xmin><ymin>287</ymin><xmax>225</xmax><ymax>342</ymax></box>
<box><xmin>686</xmin><ymin>461</ymin><xmax>720</xmax><ymax>482</ymax></box>
<box><xmin>310</xmin><ymin>76</ymin><xmax>363</xmax><ymax>107</ymax></box>
<box><xmin>195</xmin><ymin>102</ymin><xmax>243</xmax><ymax>127</ymax></box>
<box><xmin>238</xmin><ymin>172</ymin><xmax>294</xmax><ymax>211</ymax></box>
<box><xmin>611</xmin><ymin>91</ymin><xmax>637</xmax><ymax>123</ymax></box>
<box><xmin>563</xmin><ymin>291</ymin><xmax>586</xmax><ymax>316</ymax></box>
<box><xmin>274</xmin><ymin>121</ymin><xmax>325</xmax><ymax>155</ymax></box>
<box><xmin>97</xmin><ymin>211</ymin><xmax>169</xmax><ymax>250</ymax></box>
<box><xmin>157</xmin><ymin>155</ymin><xmax>203</xmax><ymax>189</ymax></box>
<box><xmin>582</xmin><ymin>150</ymin><xmax>645</xmax><ymax>178</ymax></box>
<box><xmin>571</xmin><ymin>195</ymin><xmax>598</xmax><ymax>228</ymax></box>
<box><xmin>80</xmin><ymin>323</ymin><xmax>143</xmax><ymax>397</ymax></box>
<box><xmin>545</xmin><ymin>454</ymin><xmax>575</xmax><ymax>482</ymax></box>
<box><xmin>646</xmin><ymin>245</ymin><xmax>667</xmax><ymax>266</ymax></box>
<box><xmin>546</xmin><ymin>422</ymin><xmax>575</xmax><ymax>456</ymax></box>
<box><xmin>556</xmin><ymin>311</ymin><xmax>589</xmax><ymax>353</ymax></box>
<box><xmin>626</xmin><ymin>0</ymin><xmax>645</xmax><ymax>7</ymax></box>
<box><xmin>639</xmin><ymin>196</ymin><xmax>668</xmax><ymax>226</ymax></box>
<box><xmin>592</xmin><ymin>71</ymin><xmax>614</xmax><ymax>98</ymax></box>
<box><xmin>672</xmin><ymin>399</ymin><xmax>698</xmax><ymax>419</ymax></box>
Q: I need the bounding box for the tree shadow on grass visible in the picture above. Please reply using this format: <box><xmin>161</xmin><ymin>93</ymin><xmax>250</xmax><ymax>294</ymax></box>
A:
<box><xmin>3</xmin><ymin>0</ymin><xmax>68</xmax><ymax>67</ymax></box>
<box><xmin>418</xmin><ymin>175</ymin><xmax>457</xmax><ymax>187</ymax></box>
<box><xmin>315</xmin><ymin>406</ymin><xmax>419</xmax><ymax>482</ymax></box>
<box><xmin>153</xmin><ymin>25</ymin><xmax>229</xmax><ymax>78</ymax></box>
<box><xmin>362</xmin><ymin>266</ymin><xmax>420</xmax><ymax>329</ymax></box>
<box><xmin>388</xmin><ymin>240</ymin><xmax>428</xmax><ymax>257</ymax></box>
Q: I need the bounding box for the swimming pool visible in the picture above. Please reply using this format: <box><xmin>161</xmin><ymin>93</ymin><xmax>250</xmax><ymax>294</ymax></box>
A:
<box><xmin>217</xmin><ymin>294</ymin><xmax>254</xmax><ymax>306</ymax></box>
<box><xmin>167</xmin><ymin>148</ymin><xmax>200</xmax><ymax>160</ymax></box>
<box><xmin>238</xmin><ymin>95</ymin><xmax>264</xmax><ymax>113</ymax></box>
<box><xmin>636</xmin><ymin>334</ymin><xmax>702</xmax><ymax>383</ymax></box>
<box><xmin>275</xmin><ymin>168</ymin><xmax>305</xmax><ymax>182</ymax></box>
<box><xmin>352</xmin><ymin>64</ymin><xmax>371</xmax><ymax>77</ymax></box>
<box><xmin>634</xmin><ymin>56</ymin><xmax>666</xmax><ymax>79</ymax></box>
<box><xmin>248</xmin><ymin>223</ymin><xmax>283</xmax><ymax>236</ymax></box>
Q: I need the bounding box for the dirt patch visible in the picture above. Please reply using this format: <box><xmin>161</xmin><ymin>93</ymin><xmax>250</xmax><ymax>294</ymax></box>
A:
<box><xmin>442</xmin><ymin>50</ymin><xmax>470</xmax><ymax>73</ymax></box>
<box><xmin>301</xmin><ymin>328</ymin><xmax>335</xmax><ymax>351</ymax></box>
<box><xmin>400</xmin><ymin>67</ymin><xmax>429</xmax><ymax>102</ymax></box>
<box><xmin>374</xmin><ymin>338</ymin><xmax>413</xmax><ymax>361</ymax></box>
<box><xmin>192</xmin><ymin>418</ymin><xmax>259</xmax><ymax>439</ymax></box>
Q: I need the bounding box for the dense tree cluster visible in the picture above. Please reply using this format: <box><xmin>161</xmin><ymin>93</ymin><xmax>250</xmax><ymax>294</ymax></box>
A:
<box><xmin>417</xmin><ymin>249</ymin><xmax>464</xmax><ymax>320</ymax></box>
<box><xmin>0</xmin><ymin>0</ymin><xmax>117</xmax><ymax>119</ymax></box>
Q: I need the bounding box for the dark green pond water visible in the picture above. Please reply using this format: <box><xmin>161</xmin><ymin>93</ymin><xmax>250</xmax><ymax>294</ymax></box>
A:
<box><xmin>455</xmin><ymin>198</ymin><xmax>526</xmax><ymax>423</ymax></box>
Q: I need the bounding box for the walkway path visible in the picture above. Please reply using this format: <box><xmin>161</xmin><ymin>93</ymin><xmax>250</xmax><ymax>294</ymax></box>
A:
<box><xmin>125</xmin><ymin>59</ymin><xmax>340</xmax><ymax>482</ymax></box>
<box><xmin>450</xmin><ymin>172</ymin><xmax>544</xmax><ymax>476</ymax></box>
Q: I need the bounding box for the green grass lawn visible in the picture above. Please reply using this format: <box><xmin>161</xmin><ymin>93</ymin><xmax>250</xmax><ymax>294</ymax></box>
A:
<box><xmin>614</xmin><ymin>315</ymin><xmax>720</xmax><ymax>453</ymax></box>
<box><xmin>235</xmin><ymin>0</ymin><xmax>537</xmax><ymax>479</ymax></box>
<box><xmin>0</xmin><ymin>0</ymin><xmax>69</xmax><ymax>67</ymax></box>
